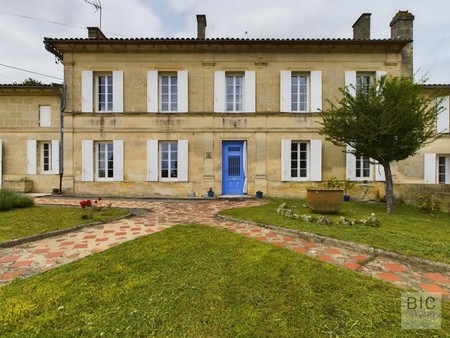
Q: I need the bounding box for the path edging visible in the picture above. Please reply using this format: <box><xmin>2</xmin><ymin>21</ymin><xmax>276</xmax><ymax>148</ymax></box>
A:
<box><xmin>215</xmin><ymin>214</ymin><xmax>450</xmax><ymax>272</ymax></box>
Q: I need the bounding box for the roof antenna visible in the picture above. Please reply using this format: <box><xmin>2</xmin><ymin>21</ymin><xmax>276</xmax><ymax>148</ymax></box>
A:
<box><xmin>82</xmin><ymin>0</ymin><xmax>102</xmax><ymax>30</ymax></box>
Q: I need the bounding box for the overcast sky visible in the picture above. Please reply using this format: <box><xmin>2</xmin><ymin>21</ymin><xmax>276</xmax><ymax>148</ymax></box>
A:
<box><xmin>1</xmin><ymin>0</ymin><xmax>449</xmax><ymax>84</ymax></box>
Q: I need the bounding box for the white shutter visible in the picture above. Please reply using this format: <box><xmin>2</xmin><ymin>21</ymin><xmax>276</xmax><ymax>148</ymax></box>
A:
<box><xmin>177</xmin><ymin>140</ymin><xmax>189</xmax><ymax>182</ymax></box>
<box><xmin>214</xmin><ymin>71</ymin><xmax>226</xmax><ymax>112</ymax></box>
<box><xmin>437</xmin><ymin>96</ymin><xmax>449</xmax><ymax>133</ymax></box>
<box><xmin>81</xmin><ymin>70</ymin><xmax>93</xmax><ymax>113</ymax></box>
<box><xmin>375</xmin><ymin>70</ymin><xmax>387</xmax><ymax>81</ymax></box>
<box><xmin>345</xmin><ymin>71</ymin><xmax>357</xmax><ymax>97</ymax></box>
<box><xmin>81</xmin><ymin>140</ymin><xmax>94</xmax><ymax>182</ymax></box>
<box><xmin>424</xmin><ymin>153</ymin><xmax>437</xmax><ymax>184</ymax></box>
<box><xmin>310</xmin><ymin>140</ymin><xmax>322</xmax><ymax>181</ymax></box>
<box><xmin>375</xmin><ymin>163</ymin><xmax>385</xmax><ymax>181</ymax></box>
<box><xmin>244</xmin><ymin>71</ymin><xmax>256</xmax><ymax>112</ymax></box>
<box><xmin>178</xmin><ymin>70</ymin><xmax>189</xmax><ymax>113</ymax></box>
<box><xmin>346</xmin><ymin>145</ymin><xmax>356</xmax><ymax>180</ymax></box>
<box><xmin>112</xmin><ymin>71</ymin><xmax>124</xmax><ymax>112</ymax></box>
<box><xmin>147</xmin><ymin>71</ymin><xmax>159</xmax><ymax>113</ymax></box>
<box><xmin>0</xmin><ymin>140</ymin><xmax>2</xmax><ymax>189</ymax></box>
<box><xmin>147</xmin><ymin>140</ymin><xmax>158</xmax><ymax>181</ymax></box>
<box><xmin>27</xmin><ymin>140</ymin><xmax>37</xmax><ymax>175</ymax></box>
<box><xmin>51</xmin><ymin>140</ymin><xmax>60</xmax><ymax>175</ymax></box>
<box><xmin>39</xmin><ymin>106</ymin><xmax>51</xmax><ymax>127</ymax></box>
<box><xmin>113</xmin><ymin>140</ymin><xmax>124</xmax><ymax>181</ymax></box>
<box><xmin>310</xmin><ymin>71</ymin><xmax>322</xmax><ymax>112</ymax></box>
<box><xmin>281</xmin><ymin>139</ymin><xmax>291</xmax><ymax>181</ymax></box>
<box><xmin>280</xmin><ymin>70</ymin><xmax>291</xmax><ymax>113</ymax></box>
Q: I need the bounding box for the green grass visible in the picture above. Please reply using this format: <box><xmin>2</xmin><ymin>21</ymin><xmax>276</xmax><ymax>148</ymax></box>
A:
<box><xmin>0</xmin><ymin>189</ymin><xmax>34</xmax><ymax>211</ymax></box>
<box><xmin>0</xmin><ymin>206</ymin><xmax>129</xmax><ymax>242</ymax></box>
<box><xmin>0</xmin><ymin>225</ymin><xmax>448</xmax><ymax>337</ymax></box>
<box><xmin>220</xmin><ymin>198</ymin><xmax>450</xmax><ymax>264</ymax></box>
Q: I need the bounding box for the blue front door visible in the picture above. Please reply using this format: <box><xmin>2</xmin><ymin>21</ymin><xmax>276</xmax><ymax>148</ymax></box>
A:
<box><xmin>222</xmin><ymin>141</ymin><xmax>245</xmax><ymax>195</ymax></box>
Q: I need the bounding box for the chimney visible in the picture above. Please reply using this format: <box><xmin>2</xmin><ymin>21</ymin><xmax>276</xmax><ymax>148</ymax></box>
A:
<box><xmin>87</xmin><ymin>27</ymin><xmax>107</xmax><ymax>39</ymax></box>
<box><xmin>196</xmin><ymin>14</ymin><xmax>207</xmax><ymax>40</ymax></box>
<box><xmin>390</xmin><ymin>11</ymin><xmax>414</xmax><ymax>76</ymax></box>
<box><xmin>352</xmin><ymin>13</ymin><xmax>371</xmax><ymax>40</ymax></box>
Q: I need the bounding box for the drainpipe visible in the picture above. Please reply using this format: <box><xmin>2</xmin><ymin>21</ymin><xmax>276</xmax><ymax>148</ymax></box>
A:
<box><xmin>51</xmin><ymin>82</ymin><xmax>66</xmax><ymax>194</ymax></box>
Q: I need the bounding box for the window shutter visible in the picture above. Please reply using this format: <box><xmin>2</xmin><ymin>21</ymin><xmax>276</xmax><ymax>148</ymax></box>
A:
<box><xmin>147</xmin><ymin>71</ymin><xmax>159</xmax><ymax>113</ymax></box>
<box><xmin>424</xmin><ymin>153</ymin><xmax>437</xmax><ymax>184</ymax></box>
<box><xmin>177</xmin><ymin>140</ymin><xmax>189</xmax><ymax>182</ymax></box>
<box><xmin>375</xmin><ymin>70</ymin><xmax>387</xmax><ymax>81</ymax></box>
<box><xmin>0</xmin><ymin>139</ymin><xmax>2</xmax><ymax>189</ymax></box>
<box><xmin>437</xmin><ymin>96</ymin><xmax>449</xmax><ymax>133</ymax></box>
<box><xmin>214</xmin><ymin>71</ymin><xmax>226</xmax><ymax>112</ymax></box>
<box><xmin>244</xmin><ymin>71</ymin><xmax>256</xmax><ymax>112</ymax></box>
<box><xmin>346</xmin><ymin>145</ymin><xmax>356</xmax><ymax>180</ymax></box>
<box><xmin>178</xmin><ymin>70</ymin><xmax>189</xmax><ymax>113</ymax></box>
<box><xmin>51</xmin><ymin>140</ymin><xmax>60</xmax><ymax>175</ymax></box>
<box><xmin>113</xmin><ymin>140</ymin><xmax>124</xmax><ymax>181</ymax></box>
<box><xmin>39</xmin><ymin>106</ymin><xmax>51</xmax><ymax>127</ymax></box>
<box><xmin>310</xmin><ymin>71</ymin><xmax>322</xmax><ymax>112</ymax></box>
<box><xmin>344</xmin><ymin>71</ymin><xmax>356</xmax><ymax>97</ymax></box>
<box><xmin>310</xmin><ymin>140</ymin><xmax>322</xmax><ymax>181</ymax></box>
<box><xmin>281</xmin><ymin>139</ymin><xmax>291</xmax><ymax>181</ymax></box>
<box><xmin>81</xmin><ymin>140</ymin><xmax>94</xmax><ymax>182</ymax></box>
<box><xmin>112</xmin><ymin>71</ymin><xmax>124</xmax><ymax>112</ymax></box>
<box><xmin>27</xmin><ymin>140</ymin><xmax>37</xmax><ymax>175</ymax></box>
<box><xmin>375</xmin><ymin>163</ymin><xmax>385</xmax><ymax>181</ymax></box>
<box><xmin>81</xmin><ymin>70</ymin><xmax>93</xmax><ymax>113</ymax></box>
<box><xmin>280</xmin><ymin>70</ymin><xmax>291</xmax><ymax>113</ymax></box>
<box><xmin>147</xmin><ymin>140</ymin><xmax>158</xmax><ymax>181</ymax></box>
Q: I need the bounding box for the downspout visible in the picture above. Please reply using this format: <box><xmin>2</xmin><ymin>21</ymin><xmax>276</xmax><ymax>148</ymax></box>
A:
<box><xmin>59</xmin><ymin>83</ymin><xmax>66</xmax><ymax>194</ymax></box>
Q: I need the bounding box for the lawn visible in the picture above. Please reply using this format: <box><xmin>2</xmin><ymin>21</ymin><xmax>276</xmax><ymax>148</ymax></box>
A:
<box><xmin>0</xmin><ymin>206</ymin><xmax>129</xmax><ymax>242</ymax></box>
<box><xmin>0</xmin><ymin>225</ymin><xmax>448</xmax><ymax>337</ymax></box>
<box><xmin>220</xmin><ymin>198</ymin><xmax>450</xmax><ymax>264</ymax></box>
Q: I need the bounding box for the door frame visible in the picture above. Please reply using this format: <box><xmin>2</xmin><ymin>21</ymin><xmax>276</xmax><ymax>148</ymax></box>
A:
<box><xmin>221</xmin><ymin>140</ymin><xmax>247</xmax><ymax>195</ymax></box>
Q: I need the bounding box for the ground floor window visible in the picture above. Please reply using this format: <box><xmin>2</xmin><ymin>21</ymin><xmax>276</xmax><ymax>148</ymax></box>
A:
<box><xmin>96</xmin><ymin>142</ymin><xmax>114</xmax><ymax>180</ymax></box>
<box><xmin>281</xmin><ymin>139</ymin><xmax>322</xmax><ymax>181</ymax></box>
<box><xmin>160</xmin><ymin>141</ymin><xmax>178</xmax><ymax>179</ymax></box>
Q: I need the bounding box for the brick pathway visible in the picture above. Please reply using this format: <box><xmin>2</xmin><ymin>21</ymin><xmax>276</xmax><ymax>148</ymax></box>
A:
<box><xmin>0</xmin><ymin>197</ymin><xmax>449</xmax><ymax>299</ymax></box>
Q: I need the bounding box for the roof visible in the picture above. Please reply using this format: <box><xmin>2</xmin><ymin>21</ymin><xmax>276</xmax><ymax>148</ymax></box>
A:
<box><xmin>43</xmin><ymin>37</ymin><xmax>412</xmax><ymax>60</ymax></box>
<box><xmin>0</xmin><ymin>83</ymin><xmax>62</xmax><ymax>95</ymax></box>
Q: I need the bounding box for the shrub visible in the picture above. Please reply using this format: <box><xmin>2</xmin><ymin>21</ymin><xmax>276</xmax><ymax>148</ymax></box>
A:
<box><xmin>418</xmin><ymin>193</ymin><xmax>440</xmax><ymax>214</ymax></box>
<box><xmin>0</xmin><ymin>189</ymin><xmax>34</xmax><ymax>211</ymax></box>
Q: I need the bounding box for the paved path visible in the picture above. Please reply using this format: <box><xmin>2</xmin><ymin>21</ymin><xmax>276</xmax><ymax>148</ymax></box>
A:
<box><xmin>0</xmin><ymin>197</ymin><xmax>449</xmax><ymax>299</ymax></box>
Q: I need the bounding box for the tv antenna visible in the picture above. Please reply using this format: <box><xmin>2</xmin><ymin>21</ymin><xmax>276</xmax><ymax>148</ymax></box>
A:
<box><xmin>82</xmin><ymin>0</ymin><xmax>102</xmax><ymax>29</ymax></box>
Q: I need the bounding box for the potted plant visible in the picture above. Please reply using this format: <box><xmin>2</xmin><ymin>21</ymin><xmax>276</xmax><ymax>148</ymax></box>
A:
<box><xmin>342</xmin><ymin>179</ymin><xmax>355</xmax><ymax>202</ymax></box>
<box><xmin>306</xmin><ymin>177</ymin><xmax>344</xmax><ymax>214</ymax></box>
<box><xmin>207</xmin><ymin>188</ymin><xmax>214</xmax><ymax>198</ymax></box>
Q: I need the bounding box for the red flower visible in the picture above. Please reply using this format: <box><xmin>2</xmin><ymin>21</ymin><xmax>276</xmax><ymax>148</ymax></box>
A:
<box><xmin>80</xmin><ymin>200</ymin><xmax>86</xmax><ymax>209</ymax></box>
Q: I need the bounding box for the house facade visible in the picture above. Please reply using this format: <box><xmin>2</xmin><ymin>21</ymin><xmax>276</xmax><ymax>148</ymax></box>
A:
<box><xmin>1</xmin><ymin>10</ymin><xmax>449</xmax><ymax>209</ymax></box>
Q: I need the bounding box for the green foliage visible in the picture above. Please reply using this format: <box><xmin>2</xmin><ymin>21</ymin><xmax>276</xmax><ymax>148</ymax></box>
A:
<box><xmin>13</xmin><ymin>78</ymin><xmax>45</xmax><ymax>86</ymax></box>
<box><xmin>0</xmin><ymin>189</ymin><xmax>34</xmax><ymax>211</ymax></box>
<box><xmin>320</xmin><ymin>75</ymin><xmax>443</xmax><ymax>213</ymax></box>
<box><xmin>1</xmin><ymin>225</ymin><xmax>448</xmax><ymax>336</ymax></box>
<box><xmin>418</xmin><ymin>193</ymin><xmax>441</xmax><ymax>214</ymax></box>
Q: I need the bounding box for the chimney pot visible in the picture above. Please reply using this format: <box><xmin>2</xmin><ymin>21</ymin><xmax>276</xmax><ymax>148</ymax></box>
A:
<box><xmin>196</xmin><ymin>14</ymin><xmax>207</xmax><ymax>40</ymax></box>
<box><xmin>390</xmin><ymin>11</ymin><xmax>415</xmax><ymax>77</ymax></box>
<box><xmin>352</xmin><ymin>13</ymin><xmax>371</xmax><ymax>40</ymax></box>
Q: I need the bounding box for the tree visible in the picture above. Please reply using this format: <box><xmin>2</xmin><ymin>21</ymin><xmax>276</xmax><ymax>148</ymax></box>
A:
<box><xmin>320</xmin><ymin>76</ymin><xmax>442</xmax><ymax>213</ymax></box>
<box><xmin>13</xmin><ymin>78</ymin><xmax>44</xmax><ymax>86</ymax></box>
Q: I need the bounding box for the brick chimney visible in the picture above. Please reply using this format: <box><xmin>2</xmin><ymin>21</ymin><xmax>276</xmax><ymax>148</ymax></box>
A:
<box><xmin>87</xmin><ymin>27</ymin><xmax>107</xmax><ymax>39</ymax></box>
<box><xmin>353</xmin><ymin>13</ymin><xmax>371</xmax><ymax>40</ymax></box>
<box><xmin>196</xmin><ymin>14</ymin><xmax>207</xmax><ymax>40</ymax></box>
<box><xmin>390</xmin><ymin>11</ymin><xmax>414</xmax><ymax>76</ymax></box>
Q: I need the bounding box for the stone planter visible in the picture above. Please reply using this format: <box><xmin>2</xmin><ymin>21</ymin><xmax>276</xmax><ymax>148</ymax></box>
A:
<box><xmin>3</xmin><ymin>180</ymin><xmax>33</xmax><ymax>193</ymax></box>
<box><xmin>306</xmin><ymin>189</ymin><xmax>344</xmax><ymax>214</ymax></box>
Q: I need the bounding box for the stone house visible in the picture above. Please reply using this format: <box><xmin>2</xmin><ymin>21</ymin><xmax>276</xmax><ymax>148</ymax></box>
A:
<box><xmin>1</xmin><ymin>11</ymin><xmax>449</xmax><ymax>209</ymax></box>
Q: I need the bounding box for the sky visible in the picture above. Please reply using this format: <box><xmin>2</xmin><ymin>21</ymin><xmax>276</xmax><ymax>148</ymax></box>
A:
<box><xmin>1</xmin><ymin>0</ymin><xmax>449</xmax><ymax>85</ymax></box>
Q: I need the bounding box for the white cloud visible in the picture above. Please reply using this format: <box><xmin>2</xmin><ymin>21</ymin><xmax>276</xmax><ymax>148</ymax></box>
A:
<box><xmin>0</xmin><ymin>0</ymin><xmax>449</xmax><ymax>83</ymax></box>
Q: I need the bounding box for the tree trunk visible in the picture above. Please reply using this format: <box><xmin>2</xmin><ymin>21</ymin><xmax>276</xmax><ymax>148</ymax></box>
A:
<box><xmin>383</xmin><ymin>162</ymin><xmax>394</xmax><ymax>213</ymax></box>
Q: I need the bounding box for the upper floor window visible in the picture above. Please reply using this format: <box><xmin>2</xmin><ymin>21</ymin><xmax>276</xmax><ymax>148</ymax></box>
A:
<box><xmin>214</xmin><ymin>71</ymin><xmax>255</xmax><ymax>113</ymax></box>
<box><xmin>291</xmin><ymin>74</ymin><xmax>308</xmax><ymax>112</ymax></box>
<box><xmin>38</xmin><ymin>105</ymin><xmax>51</xmax><ymax>127</ymax></box>
<box><xmin>356</xmin><ymin>73</ymin><xmax>373</xmax><ymax>95</ymax></box>
<box><xmin>81</xmin><ymin>70</ymin><xmax>123</xmax><ymax>113</ymax></box>
<box><xmin>97</xmin><ymin>74</ymin><xmax>113</xmax><ymax>112</ymax></box>
<box><xmin>226</xmin><ymin>74</ymin><xmax>244</xmax><ymax>112</ymax></box>
<box><xmin>147</xmin><ymin>70</ymin><xmax>188</xmax><ymax>113</ymax></box>
<box><xmin>437</xmin><ymin>96</ymin><xmax>449</xmax><ymax>133</ymax></box>
<box><xmin>280</xmin><ymin>70</ymin><xmax>322</xmax><ymax>113</ymax></box>
<box><xmin>345</xmin><ymin>70</ymin><xmax>386</xmax><ymax>97</ymax></box>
